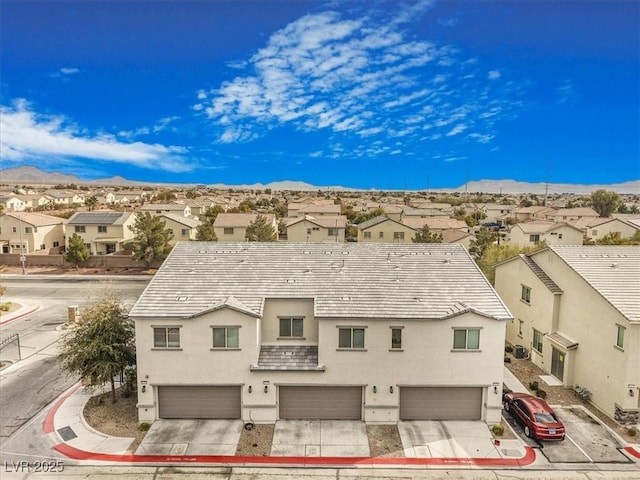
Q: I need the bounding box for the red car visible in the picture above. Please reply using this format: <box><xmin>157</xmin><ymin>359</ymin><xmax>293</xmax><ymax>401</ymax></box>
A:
<box><xmin>503</xmin><ymin>392</ymin><xmax>565</xmax><ymax>441</ymax></box>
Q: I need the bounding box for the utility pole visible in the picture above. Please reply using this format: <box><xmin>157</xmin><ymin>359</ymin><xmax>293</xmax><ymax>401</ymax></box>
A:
<box><xmin>18</xmin><ymin>214</ymin><xmax>26</xmax><ymax>274</ymax></box>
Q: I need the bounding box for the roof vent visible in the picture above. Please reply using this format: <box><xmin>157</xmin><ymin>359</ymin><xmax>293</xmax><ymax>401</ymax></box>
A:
<box><xmin>176</xmin><ymin>296</ymin><xmax>188</xmax><ymax>301</ymax></box>
<box><xmin>610</xmin><ymin>263</ymin><xmax>619</xmax><ymax>268</ymax></box>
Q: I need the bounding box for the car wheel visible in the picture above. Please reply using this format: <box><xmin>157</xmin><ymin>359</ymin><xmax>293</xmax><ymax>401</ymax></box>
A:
<box><xmin>524</xmin><ymin>425</ymin><xmax>531</xmax><ymax>438</ymax></box>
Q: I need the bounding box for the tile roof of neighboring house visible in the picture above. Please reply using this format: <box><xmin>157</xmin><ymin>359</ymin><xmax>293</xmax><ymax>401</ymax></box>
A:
<box><xmin>441</xmin><ymin>229</ymin><xmax>473</xmax><ymax>243</ymax></box>
<box><xmin>4</xmin><ymin>212</ymin><xmax>65</xmax><ymax>226</ymax></box>
<box><xmin>554</xmin><ymin>207</ymin><xmax>599</xmax><ymax>217</ymax></box>
<box><xmin>141</xmin><ymin>204</ymin><xmax>188</xmax><ymax>211</ymax></box>
<box><xmin>129</xmin><ymin>242</ymin><xmax>513</xmax><ymax>321</ymax></box>
<box><xmin>286</xmin><ymin>215</ymin><xmax>347</xmax><ymax>228</ymax></box>
<box><xmin>401</xmin><ymin>217</ymin><xmax>468</xmax><ymax>231</ymax></box>
<box><xmin>513</xmin><ymin>220</ymin><xmax>581</xmax><ymax>234</ymax></box>
<box><xmin>357</xmin><ymin>215</ymin><xmax>399</xmax><ymax>230</ymax></box>
<box><xmin>213</xmin><ymin>213</ymin><xmax>276</xmax><ymax>228</ymax></box>
<box><xmin>519</xmin><ymin>254</ymin><xmax>563</xmax><ymax>294</ymax></box>
<box><xmin>515</xmin><ymin>206</ymin><xmax>556</xmax><ymax>214</ymax></box>
<box><xmin>544</xmin><ymin>245</ymin><xmax>640</xmax><ymax>323</ymax></box>
<box><xmin>158</xmin><ymin>213</ymin><xmax>200</xmax><ymax>228</ymax></box>
<box><xmin>297</xmin><ymin>204</ymin><xmax>341</xmax><ymax>214</ymax></box>
<box><xmin>401</xmin><ymin>208</ymin><xmax>450</xmax><ymax>217</ymax></box>
<box><xmin>67</xmin><ymin>211</ymin><xmax>133</xmax><ymax>225</ymax></box>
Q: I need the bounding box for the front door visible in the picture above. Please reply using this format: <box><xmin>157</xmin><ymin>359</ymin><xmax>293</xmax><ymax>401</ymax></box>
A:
<box><xmin>551</xmin><ymin>347</ymin><xmax>565</xmax><ymax>382</ymax></box>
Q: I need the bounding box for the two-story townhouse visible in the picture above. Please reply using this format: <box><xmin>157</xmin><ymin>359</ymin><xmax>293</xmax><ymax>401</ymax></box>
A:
<box><xmin>478</xmin><ymin>204</ymin><xmax>517</xmax><ymax>225</ymax></box>
<box><xmin>495</xmin><ymin>246</ymin><xmax>640</xmax><ymax>424</ymax></box>
<box><xmin>285</xmin><ymin>215</ymin><xmax>347</xmax><ymax>243</ymax></box>
<box><xmin>213</xmin><ymin>213</ymin><xmax>277</xmax><ymax>242</ymax></box>
<box><xmin>141</xmin><ymin>203</ymin><xmax>191</xmax><ymax>217</ymax></box>
<box><xmin>508</xmin><ymin>221</ymin><xmax>584</xmax><ymax>248</ymax></box>
<box><xmin>287</xmin><ymin>199</ymin><xmax>336</xmax><ymax>217</ymax></box>
<box><xmin>130</xmin><ymin>242</ymin><xmax>512</xmax><ymax>424</ymax></box>
<box><xmin>66</xmin><ymin>211</ymin><xmax>137</xmax><ymax>255</ymax></box>
<box><xmin>158</xmin><ymin>214</ymin><xmax>199</xmax><ymax>244</ymax></box>
<box><xmin>0</xmin><ymin>212</ymin><xmax>65</xmax><ymax>254</ymax></box>
<box><xmin>583</xmin><ymin>217</ymin><xmax>640</xmax><ymax>242</ymax></box>
<box><xmin>401</xmin><ymin>217</ymin><xmax>469</xmax><ymax>234</ymax></box>
<box><xmin>295</xmin><ymin>203</ymin><xmax>341</xmax><ymax>218</ymax></box>
<box><xmin>552</xmin><ymin>207</ymin><xmax>599</xmax><ymax>223</ymax></box>
<box><xmin>356</xmin><ymin>216</ymin><xmax>415</xmax><ymax>243</ymax></box>
<box><xmin>513</xmin><ymin>206</ymin><xmax>557</xmax><ymax>223</ymax></box>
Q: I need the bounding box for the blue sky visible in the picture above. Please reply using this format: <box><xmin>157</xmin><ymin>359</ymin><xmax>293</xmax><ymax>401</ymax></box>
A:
<box><xmin>1</xmin><ymin>0</ymin><xmax>638</xmax><ymax>189</ymax></box>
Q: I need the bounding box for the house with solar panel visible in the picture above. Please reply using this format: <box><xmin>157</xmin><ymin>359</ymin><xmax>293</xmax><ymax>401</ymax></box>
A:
<box><xmin>65</xmin><ymin>211</ymin><xmax>137</xmax><ymax>255</ymax></box>
<box><xmin>130</xmin><ymin>242</ymin><xmax>512</xmax><ymax>424</ymax></box>
<box><xmin>495</xmin><ymin>245</ymin><xmax>640</xmax><ymax>424</ymax></box>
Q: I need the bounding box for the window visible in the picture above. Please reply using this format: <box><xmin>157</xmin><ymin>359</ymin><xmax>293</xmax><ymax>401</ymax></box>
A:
<box><xmin>379</xmin><ymin>231</ymin><xmax>384</xmax><ymax>238</ymax></box>
<box><xmin>616</xmin><ymin>325</ymin><xmax>625</xmax><ymax>349</ymax></box>
<box><xmin>338</xmin><ymin>327</ymin><xmax>365</xmax><ymax>349</ymax></box>
<box><xmin>533</xmin><ymin>329</ymin><xmax>543</xmax><ymax>353</ymax></box>
<box><xmin>75</xmin><ymin>225</ymin><xmax>86</xmax><ymax>233</ymax></box>
<box><xmin>40</xmin><ymin>244</ymin><xmax>46</xmax><ymax>250</ymax></box>
<box><xmin>394</xmin><ymin>232</ymin><xmax>405</xmax><ymax>240</ymax></box>
<box><xmin>558</xmin><ymin>234</ymin><xmax>563</xmax><ymax>239</ymax></box>
<box><xmin>213</xmin><ymin>326</ymin><xmax>239</xmax><ymax>349</ymax></box>
<box><xmin>181</xmin><ymin>229</ymin><xmax>189</xmax><ymax>236</ymax></box>
<box><xmin>25</xmin><ymin>227</ymin><xmax>33</xmax><ymax>234</ymax></box>
<box><xmin>518</xmin><ymin>319</ymin><xmax>524</xmax><ymax>336</ymax></box>
<box><xmin>521</xmin><ymin>285</ymin><xmax>531</xmax><ymax>304</ymax></box>
<box><xmin>12</xmin><ymin>227</ymin><xmax>17</xmax><ymax>233</ymax></box>
<box><xmin>153</xmin><ymin>327</ymin><xmax>180</xmax><ymax>348</ymax></box>
<box><xmin>223</xmin><ymin>227</ymin><xmax>234</xmax><ymax>235</ymax></box>
<box><xmin>364</xmin><ymin>231</ymin><xmax>371</xmax><ymax>239</ymax></box>
<box><xmin>279</xmin><ymin>318</ymin><xmax>304</xmax><ymax>338</ymax></box>
<box><xmin>307</xmin><ymin>228</ymin><xmax>312</xmax><ymax>235</ymax></box>
<box><xmin>529</xmin><ymin>234</ymin><xmax>540</xmax><ymax>244</ymax></box>
<box><xmin>98</xmin><ymin>225</ymin><xmax>108</xmax><ymax>233</ymax></box>
<box><xmin>328</xmin><ymin>228</ymin><xmax>338</xmax><ymax>236</ymax></box>
<box><xmin>453</xmin><ymin>328</ymin><xmax>480</xmax><ymax>350</ymax></box>
<box><xmin>391</xmin><ymin>328</ymin><xmax>402</xmax><ymax>350</ymax></box>
<box><xmin>53</xmin><ymin>241</ymin><xmax>59</xmax><ymax>247</ymax></box>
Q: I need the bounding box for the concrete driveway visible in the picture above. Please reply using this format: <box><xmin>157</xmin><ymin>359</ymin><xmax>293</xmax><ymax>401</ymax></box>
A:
<box><xmin>135</xmin><ymin>419</ymin><xmax>243</xmax><ymax>455</ymax></box>
<box><xmin>503</xmin><ymin>405</ymin><xmax>631</xmax><ymax>463</ymax></box>
<box><xmin>271</xmin><ymin>420</ymin><xmax>370</xmax><ymax>457</ymax></box>
<box><xmin>397</xmin><ymin>420</ymin><xmax>525</xmax><ymax>459</ymax></box>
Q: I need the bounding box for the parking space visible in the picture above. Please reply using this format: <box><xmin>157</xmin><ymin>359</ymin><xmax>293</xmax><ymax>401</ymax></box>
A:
<box><xmin>503</xmin><ymin>405</ymin><xmax>631</xmax><ymax>463</ymax></box>
<box><xmin>271</xmin><ymin>420</ymin><xmax>369</xmax><ymax>456</ymax></box>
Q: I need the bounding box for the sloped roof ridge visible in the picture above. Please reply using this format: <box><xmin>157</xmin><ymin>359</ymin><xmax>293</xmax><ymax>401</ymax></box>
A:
<box><xmin>521</xmin><ymin>254</ymin><xmax>563</xmax><ymax>294</ymax></box>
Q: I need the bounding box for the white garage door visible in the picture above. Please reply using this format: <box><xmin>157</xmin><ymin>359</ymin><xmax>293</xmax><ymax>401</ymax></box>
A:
<box><xmin>158</xmin><ymin>386</ymin><xmax>241</xmax><ymax>419</ymax></box>
<box><xmin>399</xmin><ymin>387</ymin><xmax>482</xmax><ymax>420</ymax></box>
<box><xmin>279</xmin><ymin>386</ymin><xmax>362</xmax><ymax>420</ymax></box>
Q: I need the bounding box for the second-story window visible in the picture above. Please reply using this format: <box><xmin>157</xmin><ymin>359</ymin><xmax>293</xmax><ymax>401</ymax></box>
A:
<box><xmin>394</xmin><ymin>232</ymin><xmax>405</xmax><ymax>240</ymax></box>
<box><xmin>616</xmin><ymin>325</ymin><xmax>625</xmax><ymax>349</ymax></box>
<box><xmin>390</xmin><ymin>327</ymin><xmax>403</xmax><ymax>350</ymax></box>
<box><xmin>328</xmin><ymin>228</ymin><xmax>338</xmax><ymax>236</ymax></box>
<box><xmin>224</xmin><ymin>227</ymin><xmax>234</xmax><ymax>235</ymax></box>
<box><xmin>213</xmin><ymin>326</ymin><xmax>239</xmax><ymax>348</ymax></box>
<box><xmin>75</xmin><ymin>225</ymin><xmax>86</xmax><ymax>233</ymax></box>
<box><xmin>153</xmin><ymin>326</ymin><xmax>181</xmax><ymax>348</ymax></box>
<box><xmin>452</xmin><ymin>328</ymin><xmax>480</xmax><ymax>350</ymax></box>
<box><xmin>98</xmin><ymin>225</ymin><xmax>108</xmax><ymax>233</ymax></box>
<box><xmin>279</xmin><ymin>317</ymin><xmax>303</xmax><ymax>338</ymax></box>
<box><xmin>521</xmin><ymin>285</ymin><xmax>531</xmax><ymax>304</ymax></box>
<box><xmin>338</xmin><ymin>327</ymin><xmax>365</xmax><ymax>349</ymax></box>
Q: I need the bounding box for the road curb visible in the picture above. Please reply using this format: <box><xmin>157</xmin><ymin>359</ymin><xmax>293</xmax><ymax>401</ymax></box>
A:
<box><xmin>44</xmin><ymin>383</ymin><xmax>83</xmax><ymax>435</ymax></box>
<box><xmin>0</xmin><ymin>305</ymin><xmax>39</xmax><ymax>325</ymax></box>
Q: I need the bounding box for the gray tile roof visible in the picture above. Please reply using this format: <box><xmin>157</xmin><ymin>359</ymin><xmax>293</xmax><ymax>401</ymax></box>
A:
<box><xmin>129</xmin><ymin>242</ymin><xmax>512</xmax><ymax>321</ymax></box>
<box><xmin>546</xmin><ymin>245</ymin><xmax>640</xmax><ymax>323</ymax></box>
<box><xmin>251</xmin><ymin>345</ymin><xmax>324</xmax><ymax>371</ymax></box>
<box><xmin>520</xmin><ymin>254</ymin><xmax>563</xmax><ymax>294</ymax></box>
<box><xmin>67</xmin><ymin>211</ymin><xmax>132</xmax><ymax>225</ymax></box>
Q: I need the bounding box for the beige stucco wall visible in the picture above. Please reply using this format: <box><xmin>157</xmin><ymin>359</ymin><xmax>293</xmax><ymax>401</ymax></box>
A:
<box><xmin>67</xmin><ymin>215</ymin><xmax>136</xmax><ymax>254</ymax></box>
<box><xmin>163</xmin><ymin>218</ymin><xmax>197</xmax><ymax>244</ymax></box>
<box><xmin>358</xmin><ymin>221</ymin><xmax>415</xmax><ymax>243</ymax></box>
<box><xmin>214</xmin><ymin>226</ymin><xmax>247</xmax><ymax>242</ymax></box>
<box><xmin>134</xmin><ymin>306</ymin><xmax>506</xmax><ymax>424</ymax></box>
<box><xmin>286</xmin><ymin>220</ymin><xmax>344</xmax><ymax>243</ymax></box>
<box><xmin>508</xmin><ymin>225</ymin><xmax>583</xmax><ymax>248</ymax></box>
<box><xmin>587</xmin><ymin>220</ymin><xmax>639</xmax><ymax>242</ymax></box>
<box><xmin>0</xmin><ymin>216</ymin><xmax>65</xmax><ymax>253</ymax></box>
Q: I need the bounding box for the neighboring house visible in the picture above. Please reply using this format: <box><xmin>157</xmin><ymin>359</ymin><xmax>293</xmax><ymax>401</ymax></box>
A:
<box><xmin>158</xmin><ymin>214</ymin><xmax>199</xmax><ymax>244</ymax></box>
<box><xmin>0</xmin><ymin>196</ymin><xmax>26</xmax><ymax>212</ymax></box>
<box><xmin>295</xmin><ymin>203</ymin><xmax>341</xmax><ymax>217</ymax></box>
<box><xmin>401</xmin><ymin>207</ymin><xmax>450</xmax><ymax>219</ymax></box>
<box><xmin>583</xmin><ymin>217</ymin><xmax>640</xmax><ymax>242</ymax></box>
<box><xmin>94</xmin><ymin>191</ymin><xmax>117</xmax><ymax>205</ymax></box>
<box><xmin>441</xmin><ymin>229</ymin><xmax>474</xmax><ymax>249</ymax></box>
<box><xmin>478</xmin><ymin>204</ymin><xmax>517</xmax><ymax>225</ymax></box>
<box><xmin>141</xmin><ymin>203</ymin><xmax>191</xmax><ymax>217</ymax></box>
<box><xmin>508</xmin><ymin>221</ymin><xmax>584</xmax><ymax>248</ymax></box>
<box><xmin>66</xmin><ymin>211</ymin><xmax>137</xmax><ymax>255</ymax></box>
<box><xmin>44</xmin><ymin>190</ymin><xmax>83</xmax><ymax>206</ymax></box>
<box><xmin>285</xmin><ymin>215</ymin><xmax>347</xmax><ymax>243</ymax></box>
<box><xmin>401</xmin><ymin>217</ymin><xmax>469</xmax><ymax>234</ymax></box>
<box><xmin>356</xmin><ymin>216</ymin><xmax>416</xmax><ymax>243</ymax></box>
<box><xmin>513</xmin><ymin>206</ymin><xmax>556</xmax><ymax>222</ymax></box>
<box><xmin>214</xmin><ymin>213</ymin><xmax>278</xmax><ymax>242</ymax></box>
<box><xmin>552</xmin><ymin>207</ymin><xmax>599</xmax><ymax>223</ymax></box>
<box><xmin>0</xmin><ymin>212</ymin><xmax>65</xmax><ymax>254</ymax></box>
<box><xmin>130</xmin><ymin>242</ymin><xmax>512</xmax><ymax>424</ymax></box>
<box><xmin>287</xmin><ymin>199</ymin><xmax>336</xmax><ymax>217</ymax></box>
<box><xmin>495</xmin><ymin>245</ymin><xmax>640</xmax><ymax>424</ymax></box>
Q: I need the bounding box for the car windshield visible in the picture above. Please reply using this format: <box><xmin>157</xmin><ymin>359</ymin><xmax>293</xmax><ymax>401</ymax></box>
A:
<box><xmin>534</xmin><ymin>412</ymin><xmax>557</xmax><ymax>423</ymax></box>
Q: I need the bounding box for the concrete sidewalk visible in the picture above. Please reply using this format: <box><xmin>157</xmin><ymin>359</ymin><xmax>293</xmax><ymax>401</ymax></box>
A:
<box><xmin>503</xmin><ymin>365</ymin><xmax>529</xmax><ymax>393</ymax></box>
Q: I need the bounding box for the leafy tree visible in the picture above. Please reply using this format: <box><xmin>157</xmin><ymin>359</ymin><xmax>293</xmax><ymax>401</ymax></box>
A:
<box><xmin>412</xmin><ymin>225</ymin><xmax>443</xmax><ymax>243</ymax></box>
<box><xmin>85</xmin><ymin>196</ymin><xmax>98</xmax><ymax>211</ymax></box>
<box><xmin>245</xmin><ymin>215</ymin><xmax>277</xmax><ymax>242</ymax></box>
<box><xmin>154</xmin><ymin>190</ymin><xmax>177</xmax><ymax>202</ymax></box>
<box><xmin>590</xmin><ymin>189</ymin><xmax>621</xmax><ymax>217</ymax></box>
<box><xmin>468</xmin><ymin>227</ymin><xmax>498</xmax><ymax>261</ymax></box>
<box><xmin>64</xmin><ymin>233</ymin><xmax>90</xmax><ymax>269</ymax></box>
<box><xmin>353</xmin><ymin>207</ymin><xmax>385</xmax><ymax>225</ymax></box>
<box><xmin>58</xmin><ymin>295</ymin><xmax>135</xmax><ymax>404</ymax></box>
<box><xmin>185</xmin><ymin>189</ymin><xmax>200</xmax><ymax>199</ymax></box>
<box><xmin>596</xmin><ymin>231</ymin><xmax>640</xmax><ymax>245</ymax></box>
<box><xmin>130</xmin><ymin>212</ymin><xmax>174</xmax><ymax>266</ymax></box>
<box><xmin>195</xmin><ymin>205</ymin><xmax>224</xmax><ymax>241</ymax></box>
<box><xmin>476</xmin><ymin>243</ymin><xmax>522</xmax><ymax>285</ymax></box>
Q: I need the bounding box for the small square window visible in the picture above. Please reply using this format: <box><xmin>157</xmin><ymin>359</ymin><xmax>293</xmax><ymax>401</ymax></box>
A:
<box><xmin>393</xmin><ymin>232</ymin><xmax>405</xmax><ymax>240</ymax></box>
<box><xmin>75</xmin><ymin>225</ymin><xmax>86</xmax><ymax>233</ymax></box>
<box><xmin>379</xmin><ymin>231</ymin><xmax>384</xmax><ymax>238</ymax></box>
<box><xmin>364</xmin><ymin>231</ymin><xmax>371</xmax><ymax>239</ymax></box>
<box><xmin>328</xmin><ymin>228</ymin><xmax>338</xmax><ymax>236</ymax></box>
<box><xmin>529</xmin><ymin>234</ymin><xmax>540</xmax><ymax>243</ymax></box>
<box><xmin>181</xmin><ymin>229</ymin><xmax>189</xmax><ymax>236</ymax></box>
<box><xmin>98</xmin><ymin>225</ymin><xmax>108</xmax><ymax>233</ymax></box>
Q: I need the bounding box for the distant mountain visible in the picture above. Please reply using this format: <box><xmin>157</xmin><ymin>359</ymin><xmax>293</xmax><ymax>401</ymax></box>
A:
<box><xmin>1</xmin><ymin>165</ymin><xmax>638</xmax><ymax>194</ymax></box>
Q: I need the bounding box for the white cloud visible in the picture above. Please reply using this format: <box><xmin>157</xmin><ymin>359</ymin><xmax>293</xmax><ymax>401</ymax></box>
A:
<box><xmin>487</xmin><ymin>70</ymin><xmax>501</xmax><ymax>80</ymax></box>
<box><xmin>60</xmin><ymin>67</ymin><xmax>80</xmax><ymax>75</ymax></box>
<box><xmin>446</xmin><ymin>124</ymin><xmax>467</xmax><ymax>136</ymax></box>
<box><xmin>1</xmin><ymin>99</ymin><xmax>190</xmax><ymax>172</ymax></box>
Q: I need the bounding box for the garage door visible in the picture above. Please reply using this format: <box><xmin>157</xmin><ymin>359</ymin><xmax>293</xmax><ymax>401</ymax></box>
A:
<box><xmin>279</xmin><ymin>386</ymin><xmax>362</xmax><ymax>420</ymax></box>
<box><xmin>399</xmin><ymin>387</ymin><xmax>482</xmax><ymax>420</ymax></box>
<box><xmin>158</xmin><ymin>386</ymin><xmax>241</xmax><ymax>419</ymax></box>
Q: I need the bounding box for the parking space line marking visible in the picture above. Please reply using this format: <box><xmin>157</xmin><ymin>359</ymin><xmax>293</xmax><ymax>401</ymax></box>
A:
<box><xmin>565</xmin><ymin>432</ymin><xmax>593</xmax><ymax>463</ymax></box>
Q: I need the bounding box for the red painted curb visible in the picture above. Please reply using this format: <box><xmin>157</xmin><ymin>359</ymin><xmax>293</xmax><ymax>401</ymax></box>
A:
<box><xmin>625</xmin><ymin>446</ymin><xmax>640</xmax><ymax>460</ymax></box>
<box><xmin>43</xmin><ymin>383</ymin><xmax>83</xmax><ymax>434</ymax></box>
<box><xmin>52</xmin><ymin>443</ymin><xmax>536</xmax><ymax>467</ymax></box>
<box><xmin>0</xmin><ymin>306</ymin><xmax>39</xmax><ymax>325</ymax></box>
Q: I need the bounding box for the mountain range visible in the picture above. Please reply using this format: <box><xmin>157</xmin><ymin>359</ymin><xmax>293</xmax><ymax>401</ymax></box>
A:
<box><xmin>1</xmin><ymin>165</ymin><xmax>639</xmax><ymax>194</ymax></box>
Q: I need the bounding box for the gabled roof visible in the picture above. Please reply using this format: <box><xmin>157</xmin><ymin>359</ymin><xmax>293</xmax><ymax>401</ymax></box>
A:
<box><xmin>286</xmin><ymin>215</ymin><xmax>347</xmax><ymax>229</ymax></box>
<box><xmin>214</xmin><ymin>213</ymin><xmax>276</xmax><ymax>228</ymax></box>
<box><xmin>513</xmin><ymin>220</ymin><xmax>582</xmax><ymax>234</ymax></box>
<box><xmin>158</xmin><ymin>213</ymin><xmax>200</xmax><ymax>228</ymax></box>
<box><xmin>67</xmin><ymin>211</ymin><xmax>133</xmax><ymax>225</ymax></box>
<box><xmin>357</xmin><ymin>215</ymin><xmax>406</xmax><ymax>230</ymax></box>
<box><xmin>3</xmin><ymin>212</ymin><xmax>65</xmax><ymax>226</ymax></box>
<box><xmin>129</xmin><ymin>242</ymin><xmax>513</xmax><ymax>322</ymax></box>
<box><xmin>141</xmin><ymin>203</ymin><xmax>188</xmax><ymax>211</ymax></box>
<box><xmin>519</xmin><ymin>254</ymin><xmax>563</xmax><ymax>294</ymax></box>
<box><xmin>402</xmin><ymin>217</ymin><xmax>468</xmax><ymax>231</ymax></box>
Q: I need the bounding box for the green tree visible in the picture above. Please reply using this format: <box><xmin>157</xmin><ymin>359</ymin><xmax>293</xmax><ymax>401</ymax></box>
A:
<box><xmin>412</xmin><ymin>225</ymin><xmax>443</xmax><ymax>243</ymax></box>
<box><xmin>596</xmin><ymin>231</ymin><xmax>640</xmax><ymax>245</ymax></box>
<box><xmin>590</xmin><ymin>189</ymin><xmax>621</xmax><ymax>217</ymax></box>
<box><xmin>154</xmin><ymin>190</ymin><xmax>177</xmax><ymax>202</ymax></box>
<box><xmin>476</xmin><ymin>243</ymin><xmax>522</xmax><ymax>285</ymax></box>
<box><xmin>58</xmin><ymin>295</ymin><xmax>135</xmax><ymax>404</ymax></box>
<box><xmin>64</xmin><ymin>233</ymin><xmax>90</xmax><ymax>269</ymax></box>
<box><xmin>85</xmin><ymin>196</ymin><xmax>98</xmax><ymax>211</ymax></box>
<box><xmin>468</xmin><ymin>227</ymin><xmax>498</xmax><ymax>261</ymax></box>
<box><xmin>195</xmin><ymin>205</ymin><xmax>224</xmax><ymax>241</ymax></box>
<box><xmin>130</xmin><ymin>213</ymin><xmax>174</xmax><ymax>266</ymax></box>
<box><xmin>245</xmin><ymin>215</ymin><xmax>277</xmax><ymax>242</ymax></box>
<box><xmin>185</xmin><ymin>189</ymin><xmax>200</xmax><ymax>199</ymax></box>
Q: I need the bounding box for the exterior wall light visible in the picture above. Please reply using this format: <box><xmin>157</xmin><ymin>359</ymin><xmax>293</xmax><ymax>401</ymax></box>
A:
<box><xmin>248</xmin><ymin>385</ymin><xmax>252</xmax><ymax>393</ymax></box>
<box><xmin>264</xmin><ymin>385</ymin><xmax>268</xmax><ymax>393</ymax></box>
<box><xmin>141</xmin><ymin>385</ymin><xmax>146</xmax><ymax>393</ymax></box>
<box><xmin>389</xmin><ymin>386</ymin><xmax>394</xmax><ymax>394</ymax></box>
<box><xmin>373</xmin><ymin>385</ymin><xmax>377</xmax><ymax>393</ymax></box>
